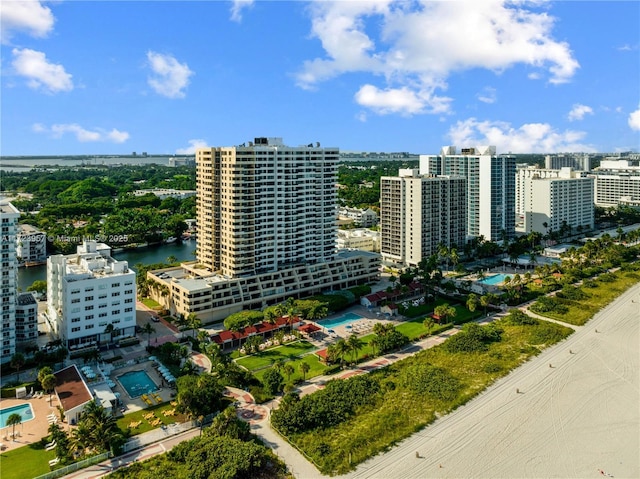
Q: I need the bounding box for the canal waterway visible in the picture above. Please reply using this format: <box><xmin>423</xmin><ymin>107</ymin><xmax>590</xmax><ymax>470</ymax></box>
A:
<box><xmin>17</xmin><ymin>240</ymin><xmax>196</xmax><ymax>292</ymax></box>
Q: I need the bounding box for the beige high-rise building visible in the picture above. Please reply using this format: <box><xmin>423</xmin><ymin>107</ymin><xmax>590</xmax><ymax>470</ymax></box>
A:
<box><xmin>380</xmin><ymin>170</ymin><xmax>467</xmax><ymax>267</ymax></box>
<box><xmin>196</xmin><ymin>137</ymin><xmax>337</xmax><ymax>276</ymax></box>
<box><xmin>148</xmin><ymin>138</ymin><xmax>380</xmax><ymax>323</ymax></box>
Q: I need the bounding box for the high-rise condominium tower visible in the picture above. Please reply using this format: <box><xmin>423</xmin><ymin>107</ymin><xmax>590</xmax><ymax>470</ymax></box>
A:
<box><xmin>0</xmin><ymin>202</ymin><xmax>19</xmax><ymax>364</ymax></box>
<box><xmin>380</xmin><ymin>170</ymin><xmax>467</xmax><ymax>267</ymax></box>
<box><xmin>420</xmin><ymin>146</ymin><xmax>516</xmax><ymax>242</ymax></box>
<box><xmin>196</xmin><ymin>137</ymin><xmax>337</xmax><ymax>277</ymax></box>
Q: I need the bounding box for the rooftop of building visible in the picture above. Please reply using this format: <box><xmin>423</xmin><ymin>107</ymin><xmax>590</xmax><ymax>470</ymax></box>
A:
<box><xmin>18</xmin><ymin>224</ymin><xmax>44</xmax><ymax>234</ymax></box>
<box><xmin>54</xmin><ymin>364</ymin><xmax>94</xmax><ymax>412</ymax></box>
<box><xmin>0</xmin><ymin>202</ymin><xmax>20</xmax><ymax>215</ymax></box>
<box><xmin>16</xmin><ymin>292</ymin><xmax>37</xmax><ymax>305</ymax></box>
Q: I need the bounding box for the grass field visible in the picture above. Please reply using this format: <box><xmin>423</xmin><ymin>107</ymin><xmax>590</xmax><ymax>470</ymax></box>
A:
<box><xmin>116</xmin><ymin>402</ymin><xmax>187</xmax><ymax>435</ymax></box>
<box><xmin>0</xmin><ymin>442</ymin><xmax>58</xmax><ymax>479</ymax></box>
<box><xmin>253</xmin><ymin>353</ymin><xmax>327</xmax><ymax>384</ymax></box>
<box><xmin>533</xmin><ymin>270</ymin><xmax>640</xmax><ymax>325</ymax></box>
<box><xmin>141</xmin><ymin>298</ymin><xmax>162</xmax><ymax>310</ymax></box>
<box><xmin>235</xmin><ymin>340</ymin><xmax>316</xmax><ymax>371</ymax></box>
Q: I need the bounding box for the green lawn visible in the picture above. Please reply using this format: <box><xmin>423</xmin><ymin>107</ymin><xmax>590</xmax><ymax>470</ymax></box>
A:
<box><xmin>235</xmin><ymin>341</ymin><xmax>316</xmax><ymax>372</ymax></box>
<box><xmin>0</xmin><ymin>442</ymin><xmax>57</xmax><ymax>479</ymax></box>
<box><xmin>116</xmin><ymin>402</ymin><xmax>187</xmax><ymax>435</ymax></box>
<box><xmin>253</xmin><ymin>353</ymin><xmax>328</xmax><ymax>385</ymax></box>
<box><xmin>533</xmin><ymin>270</ymin><xmax>640</xmax><ymax>325</ymax></box>
<box><xmin>141</xmin><ymin>298</ymin><xmax>162</xmax><ymax>310</ymax></box>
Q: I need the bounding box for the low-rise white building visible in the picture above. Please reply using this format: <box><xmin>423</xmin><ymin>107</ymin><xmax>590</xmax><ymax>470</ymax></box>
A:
<box><xmin>336</xmin><ymin>228</ymin><xmax>380</xmax><ymax>252</ymax></box>
<box><xmin>46</xmin><ymin>240</ymin><xmax>137</xmax><ymax>351</ymax></box>
<box><xmin>16</xmin><ymin>224</ymin><xmax>46</xmax><ymax>265</ymax></box>
<box><xmin>337</xmin><ymin>207</ymin><xmax>379</xmax><ymax>227</ymax></box>
<box><xmin>132</xmin><ymin>188</ymin><xmax>196</xmax><ymax>200</ymax></box>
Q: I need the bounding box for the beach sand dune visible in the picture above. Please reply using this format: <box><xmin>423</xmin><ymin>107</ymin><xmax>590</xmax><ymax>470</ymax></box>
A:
<box><xmin>344</xmin><ymin>283</ymin><xmax>640</xmax><ymax>479</ymax></box>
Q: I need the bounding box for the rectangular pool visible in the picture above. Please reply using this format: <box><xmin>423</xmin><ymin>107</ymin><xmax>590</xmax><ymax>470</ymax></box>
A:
<box><xmin>320</xmin><ymin>312</ymin><xmax>365</xmax><ymax>328</ymax></box>
<box><xmin>478</xmin><ymin>273</ymin><xmax>509</xmax><ymax>285</ymax></box>
<box><xmin>0</xmin><ymin>403</ymin><xmax>34</xmax><ymax>428</ymax></box>
<box><xmin>117</xmin><ymin>370</ymin><xmax>158</xmax><ymax>398</ymax></box>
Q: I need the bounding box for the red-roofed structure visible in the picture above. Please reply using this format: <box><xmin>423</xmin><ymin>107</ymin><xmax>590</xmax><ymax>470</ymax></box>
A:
<box><xmin>211</xmin><ymin>316</ymin><xmax>301</xmax><ymax>350</ymax></box>
<box><xmin>53</xmin><ymin>364</ymin><xmax>93</xmax><ymax>425</ymax></box>
<box><xmin>299</xmin><ymin>323</ymin><xmax>321</xmax><ymax>336</ymax></box>
<box><xmin>360</xmin><ymin>281</ymin><xmax>424</xmax><ymax>307</ymax></box>
<box><xmin>315</xmin><ymin>348</ymin><xmax>329</xmax><ymax>362</ymax></box>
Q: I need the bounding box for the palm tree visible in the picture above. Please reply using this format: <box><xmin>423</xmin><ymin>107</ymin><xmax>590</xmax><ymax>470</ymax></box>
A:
<box><xmin>299</xmin><ymin>362</ymin><xmax>310</xmax><ymax>381</ymax></box>
<box><xmin>422</xmin><ymin>317</ymin><xmax>435</xmax><ymax>336</ymax></box>
<box><xmin>333</xmin><ymin>339</ymin><xmax>349</xmax><ymax>369</ymax></box>
<box><xmin>38</xmin><ymin>366</ymin><xmax>54</xmax><ymax>385</ymax></box>
<box><xmin>450</xmin><ymin>248</ymin><xmax>460</xmax><ymax>272</ymax></box>
<box><xmin>479</xmin><ymin>295</ymin><xmax>490</xmax><ymax>316</ymax></box>
<box><xmin>197</xmin><ymin>329</ymin><xmax>209</xmax><ymax>345</ymax></box>
<box><xmin>283</xmin><ymin>363</ymin><xmax>295</xmax><ymax>382</ymax></box>
<box><xmin>166</xmin><ymin>255</ymin><xmax>177</xmax><ymax>264</ymax></box>
<box><xmin>6</xmin><ymin>413</ymin><xmax>22</xmax><ymax>440</ymax></box>
<box><xmin>466</xmin><ymin>293</ymin><xmax>479</xmax><ymax>313</ymax></box>
<box><xmin>10</xmin><ymin>353</ymin><xmax>25</xmax><ymax>382</ymax></box>
<box><xmin>186</xmin><ymin>313</ymin><xmax>202</xmax><ymax>339</ymax></box>
<box><xmin>369</xmin><ymin>336</ymin><xmax>381</xmax><ymax>357</ymax></box>
<box><xmin>142</xmin><ymin>322</ymin><xmax>156</xmax><ymax>347</ymax></box>
<box><xmin>433</xmin><ymin>303</ymin><xmax>457</xmax><ymax>324</ymax></box>
<box><xmin>347</xmin><ymin>333</ymin><xmax>364</xmax><ymax>364</ymax></box>
<box><xmin>42</xmin><ymin>374</ymin><xmax>57</xmax><ymax>405</ymax></box>
<box><xmin>272</xmin><ymin>359</ymin><xmax>284</xmax><ymax>372</ymax></box>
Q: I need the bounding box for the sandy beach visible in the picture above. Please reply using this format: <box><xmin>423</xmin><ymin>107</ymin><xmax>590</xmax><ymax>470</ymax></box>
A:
<box><xmin>343</xmin><ymin>282</ymin><xmax>640</xmax><ymax>479</ymax></box>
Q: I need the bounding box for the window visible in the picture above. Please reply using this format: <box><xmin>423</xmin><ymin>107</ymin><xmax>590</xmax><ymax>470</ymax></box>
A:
<box><xmin>71</xmin><ymin>327</ymin><xmax>80</xmax><ymax>332</ymax></box>
<box><xmin>125</xmin><ymin>290</ymin><xmax>133</xmax><ymax>295</ymax></box>
<box><xmin>71</xmin><ymin>298</ymin><xmax>80</xmax><ymax>304</ymax></box>
<box><xmin>99</xmin><ymin>312</ymin><xmax>107</xmax><ymax>318</ymax></box>
<box><xmin>112</xmin><ymin>292</ymin><xmax>120</xmax><ymax>297</ymax></box>
<box><xmin>71</xmin><ymin>289</ymin><xmax>80</xmax><ymax>294</ymax></box>
<box><xmin>111</xmin><ymin>283</ymin><xmax>120</xmax><ymax>288</ymax></box>
<box><xmin>99</xmin><ymin>304</ymin><xmax>107</xmax><ymax>309</ymax></box>
<box><xmin>85</xmin><ymin>315</ymin><xmax>94</xmax><ymax>320</ymax></box>
<box><xmin>113</xmin><ymin>310</ymin><xmax>120</xmax><ymax>315</ymax></box>
<box><xmin>85</xmin><ymin>296</ymin><xmax>93</xmax><ymax>301</ymax></box>
<box><xmin>71</xmin><ymin>317</ymin><xmax>80</xmax><ymax>323</ymax></box>
<box><xmin>85</xmin><ymin>287</ymin><xmax>94</xmax><ymax>292</ymax></box>
<box><xmin>125</xmin><ymin>298</ymin><xmax>133</xmax><ymax>304</ymax></box>
<box><xmin>125</xmin><ymin>307</ymin><xmax>133</xmax><ymax>313</ymax></box>
<box><xmin>99</xmin><ymin>294</ymin><xmax>107</xmax><ymax>299</ymax></box>
<box><xmin>85</xmin><ymin>324</ymin><xmax>94</xmax><ymax>330</ymax></box>
<box><xmin>84</xmin><ymin>305</ymin><xmax>94</xmax><ymax>311</ymax></box>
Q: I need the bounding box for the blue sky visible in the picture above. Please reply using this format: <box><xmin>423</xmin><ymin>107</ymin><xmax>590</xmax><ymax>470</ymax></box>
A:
<box><xmin>1</xmin><ymin>0</ymin><xmax>639</xmax><ymax>156</ymax></box>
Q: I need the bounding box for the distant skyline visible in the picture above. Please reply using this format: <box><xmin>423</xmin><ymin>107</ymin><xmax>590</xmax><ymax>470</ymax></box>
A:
<box><xmin>1</xmin><ymin>1</ymin><xmax>639</xmax><ymax>156</ymax></box>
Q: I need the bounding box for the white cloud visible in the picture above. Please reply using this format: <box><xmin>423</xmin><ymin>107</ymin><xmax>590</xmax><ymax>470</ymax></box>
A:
<box><xmin>448</xmin><ymin>118</ymin><xmax>596</xmax><ymax>153</ymax></box>
<box><xmin>629</xmin><ymin>107</ymin><xmax>640</xmax><ymax>131</ymax></box>
<box><xmin>176</xmin><ymin>139</ymin><xmax>208</xmax><ymax>154</ymax></box>
<box><xmin>12</xmin><ymin>48</ymin><xmax>73</xmax><ymax>93</ymax></box>
<box><xmin>567</xmin><ymin>104</ymin><xmax>593</xmax><ymax>121</ymax></box>
<box><xmin>477</xmin><ymin>87</ymin><xmax>497</xmax><ymax>104</ymax></box>
<box><xmin>1</xmin><ymin>1</ymin><xmax>54</xmax><ymax>44</ymax></box>
<box><xmin>297</xmin><ymin>1</ymin><xmax>579</xmax><ymax>115</ymax></box>
<box><xmin>230</xmin><ymin>0</ymin><xmax>254</xmax><ymax>22</ymax></box>
<box><xmin>354</xmin><ymin>84</ymin><xmax>450</xmax><ymax>116</ymax></box>
<box><xmin>146</xmin><ymin>51</ymin><xmax>193</xmax><ymax>99</ymax></box>
<box><xmin>33</xmin><ymin>123</ymin><xmax>130</xmax><ymax>143</ymax></box>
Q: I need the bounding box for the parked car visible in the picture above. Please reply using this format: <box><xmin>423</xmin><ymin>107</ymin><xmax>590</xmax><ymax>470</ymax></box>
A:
<box><xmin>151</xmin><ymin>316</ymin><xmax>160</xmax><ymax>322</ymax></box>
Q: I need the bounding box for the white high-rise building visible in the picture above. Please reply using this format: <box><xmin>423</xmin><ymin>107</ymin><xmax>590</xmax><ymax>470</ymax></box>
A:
<box><xmin>16</xmin><ymin>224</ymin><xmax>47</xmax><ymax>265</ymax></box>
<box><xmin>545</xmin><ymin>154</ymin><xmax>591</xmax><ymax>171</ymax></box>
<box><xmin>46</xmin><ymin>240</ymin><xmax>136</xmax><ymax>351</ymax></box>
<box><xmin>0</xmin><ymin>202</ymin><xmax>20</xmax><ymax>364</ymax></box>
<box><xmin>146</xmin><ymin>137</ymin><xmax>380</xmax><ymax>323</ymax></box>
<box><xmin>589</xmin><ymin>159</ymin><xmax>640</xmax><ymax>207</ymax></box>
<box><xmin>520</xmin><ymin>168</ymin><xmax>594</xmax><ymax>235</ymax></box>
<box><xmin>420</xmin><ymin>146</ymin><xmax>516</xmax><ymax>242</ymax></box>
<box><xmin>380</xmin><ymin>170</ymin><xmax>467</xmax><ymax>267</ymax></box>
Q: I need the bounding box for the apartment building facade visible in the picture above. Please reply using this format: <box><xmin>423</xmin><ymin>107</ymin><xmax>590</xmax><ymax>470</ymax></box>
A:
<box><xmin>380</xmin><ymin>170</ymin><xmax>467</xmax><ymax>267</ymax></box>
<box><xmin>420</xmin><ymin>146</ymin><xmax>515</xmax><ymax>242</ymax></box>
<box><xmin>16</xmin><ymin>224</ymin><xmax>47</xmax><ymax>265</ymax></box>
<box><xmin>148</xmin><ymin>138</ymin><xmax>380</xmax><ymax>323</ymax></box>
<box><xmin>545</xmin><ymin>154</ymin><xmax>591</xmax><ymax>171</ymax></box>
<box><xmin>589</xmin><ymin>159</ymin><xmax>640</xmax><ymax>207</ymax></box>
<box><xmin>46</xmin><ymin>241</ymin><xmax>136</xmax><ymax>351</ymax></box>
<box><xmin>0</xmin><ymin>203</ymin><xmax>20</xmax><ymax>364</ymax></box>
<box><xmin>15</xmin><ymin>292</ymin><xmax>38</xmax><ymax>344</ymax></box>
<box><xmin>520</xmin><ymin>169</ymin><xmax>595</xmax><ymax>234</ymax></box>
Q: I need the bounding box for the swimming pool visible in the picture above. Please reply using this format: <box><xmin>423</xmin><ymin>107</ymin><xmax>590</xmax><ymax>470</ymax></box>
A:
<box><xmin>117</xmin><ymin>370</ymin><xmax>158</xmax><ymax>398</ymax></box>
<box><xmin>478</xmin><ymin>273</ymin><xmax>509</xmax><ymax>285</ymax></box>
<box><xmin>0</xmin><ymin>403</ymin><xmax>34</xmax><ymax>428</ymax></box>
<box><xmin>319</xmin><ymin>312</ymin><xmax>365</xmax><ymax>328</ymax></box>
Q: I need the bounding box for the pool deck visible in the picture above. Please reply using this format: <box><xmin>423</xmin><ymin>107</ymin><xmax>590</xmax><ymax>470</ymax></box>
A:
<box><xmin>0</xmin><ymin>395</ymin><xmax>61</xmax><ymax>453</ymax></box>
<box><xmin>110</xmin><ymin>362</ymin><xmax>173</xmax><ymax>415</ymax></box>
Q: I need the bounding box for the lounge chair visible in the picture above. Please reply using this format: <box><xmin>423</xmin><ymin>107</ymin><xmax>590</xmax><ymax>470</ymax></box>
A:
<box><xmin>45</xmin><ymin>441</ymin><xmax>57</xmax><ymax>451</ymax></box>
<box><xmin>49</xmin><ymin>458</ymin><xmax>60</xmax><ymax>467</ymax></box>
